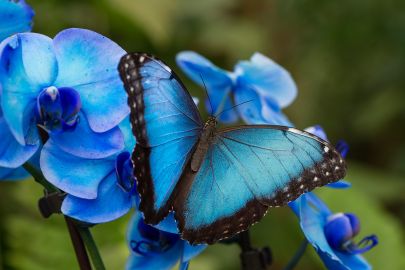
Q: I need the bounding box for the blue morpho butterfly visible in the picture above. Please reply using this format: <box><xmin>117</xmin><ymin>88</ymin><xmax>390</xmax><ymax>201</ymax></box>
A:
<box><xmin>118</xmin><ymin>53</ymin><xmax>346</xmax><ymax>245</ymax></box>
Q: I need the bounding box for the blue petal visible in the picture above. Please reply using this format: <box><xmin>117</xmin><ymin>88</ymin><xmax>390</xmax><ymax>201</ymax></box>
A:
<box><xmin>327</xmin><ymin>180</ymin><xmax>352</xmax><ymax>189</ymax></box>
<box><xmin>0</xmin><ymin>116</ymin><xmax>39</xmax><ymax>167</ymax></box>
<box><xmin>234</xmin><ymin>85</ymin><xmax>292</xmax><ymax>126</ymax></box>
<box><xmin>49</xmin><ymin>113</ymin><xmax>124</xmax><ymax>159</ymax></box>
<box><xmin>176</xmin><ymin>51</ymin><xmax>233</xmax><ymax>92</ymax></box>
<box><xmin>119</xmin><ymin>116</ymin><xmax>136</xmax><ymax>152</ymax></box>
<box><xmin>62</xmin><ymin>172</ymin><xmax>135</xmax><ymax>223</ymax></box>
<box><xmin>176</xmin><ymin>51</ymin><xmax>237</xmax><ymax>122</ymax></box>
<box><xmin>0</xmin><ymin>0</ymin><xmax>34</xmax><ymax>41</ymax></box>
<box><xmin>40</xmin><ymin>140</ymin><xmax>116</xmax><ymax>199</ymax></box>
<box><xmin>181</xmin><ymin>242</ymin><xmax>206</xmax><ymax>263</ymax></box>
<box><xmin>126</xmin><ymin>213</ymin><xmax>182</xmax><ymax>270</ymax></box>
<box><xmin>0</xmin><ymin>166</ymin><xmax>28</xmax><ymax>181</ymax></box>
<box><xmin>297</xmin><ymin>195</ymin><xmax>340</xmax><ymax>262</ymax></box>
<box><xmin>234</xmin><ymin>52</ymin><xmax>297</xmax><ymax>108</ymax></box>
<box><xmin>53</xmin><ymin>28</ymin><xmax>128</xmax><ymax>133</ymax></box>
<box><xmin>153</xmin><ymin>212</ymin><xmax>179</xmax><ymax>234</ymax></box>
<box><xmin>324</xmin><ymin>213</ymin><xmax>354</xmax><ymax>250</ymax></box>
<box><xmin>0</xmin><ymin>33</ymin><xmax>57</xmax><ymax>145</ymax></box>
<box><xmin>304</xmin><ymin>125</ymin><xmax>328</xmax><ymax>141</ymax></box>
<box><xmin>319</xmin><ymin>250</ymin><xmax>371</xmax><ymax>270</ymax></box>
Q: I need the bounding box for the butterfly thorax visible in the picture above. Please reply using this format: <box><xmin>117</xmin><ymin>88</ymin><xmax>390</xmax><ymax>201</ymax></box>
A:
<box><xmin>190</xmin><ymin>117</ymin><xmax>218</xmax><ymax>172</ymax></box>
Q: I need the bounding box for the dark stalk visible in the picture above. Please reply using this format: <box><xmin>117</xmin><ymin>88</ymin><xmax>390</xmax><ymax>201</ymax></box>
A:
<box><xmin>283</xmin><ymin>240</ymin><xmax>308</xmax><ymax>270</ymax></box>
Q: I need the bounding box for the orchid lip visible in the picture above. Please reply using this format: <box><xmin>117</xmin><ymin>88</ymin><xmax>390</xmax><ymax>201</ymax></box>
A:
<box><xmin>343</xmin><ymin>235</ymin><xmax>379</xmax><ymax>254</ymax></box>
<box><xmin>130</xmin><ymin>219</ymin><xmax>178</xmax><ymax>256</ymax></box>
<box><xmin>324</xmin><ymin>212</ymin><xmax>378</xmax><ymax>254</ymax></box>
<box><xmin>36</xmin><ymin>86</ymin><xmax>81</xmax><ymax>134</ymax></box>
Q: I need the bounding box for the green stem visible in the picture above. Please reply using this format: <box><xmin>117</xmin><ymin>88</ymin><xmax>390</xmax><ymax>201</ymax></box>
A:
<box><xmin>23</xmin><ymin>162</ymin><xmax>104</xmax><ymax>269</ymax></box>
<box><xmin>79</xmin><ymin>227</ymin><xmax>106</xmax><ymax>270</ymax></box>
<box><xmin>283</xmin><ymin>239</ymin><xmax>308</xmax><ymax>270</ymax></box>
<box><xmin>22</xmin><ymin>163</ymin><xmax>58</xmax><ymax>192</ymax></box>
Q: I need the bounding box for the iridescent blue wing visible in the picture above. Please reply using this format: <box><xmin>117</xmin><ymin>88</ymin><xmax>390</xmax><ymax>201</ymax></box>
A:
<box><xmin>174</xmin><ymin>126</ymin><xmax>346</xmax><ymax>244</ymax></box>
<box><xmin>119</xmin><ymin>53</ymin><xmax>203</xmax><ymax>224</ymax></box>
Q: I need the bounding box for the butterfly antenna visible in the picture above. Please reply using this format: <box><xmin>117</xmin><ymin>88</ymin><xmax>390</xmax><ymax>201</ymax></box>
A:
<box><xmin>200</xmin><ymin>74</ymin><xmax>213</xmax><ymax>116</ymax></box>
<box><xmin>215</xmin><ymin>99</ymin><xmax>255</xmax><ymax>118</ymax></box>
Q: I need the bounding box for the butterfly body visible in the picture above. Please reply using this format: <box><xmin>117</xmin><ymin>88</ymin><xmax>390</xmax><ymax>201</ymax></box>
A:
<box><xmin>190</xmin><ymin>117</ymin><xmax>217</xmax><ymax>172</ymax></box>
<box><xmin>119</xmin><ymin>53</ymin><xmax>347</xmax><ymax>245</ymax></box>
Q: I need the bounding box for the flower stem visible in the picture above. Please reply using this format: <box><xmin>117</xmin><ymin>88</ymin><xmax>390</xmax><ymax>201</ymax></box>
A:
<box><xmin>79</xmin><ymin>226</ymin><xmax>106</xmax><ymax>270</ymax></box>
<box><xmin>65</xmin><ymin>217</ymin><xmax>92</xmax><ymax>270</ymax></box>
<box><xmin>283</xmin><ymin>239</ymin><xmax>308</xmax><ymax>270</ymax></box>
<box><xmin>23</xmin><ymin>162</ymin><xmax>103</xmax><ymax>270</ymax></box>
<box><xmin>22</xmin><ymin>163</ymin><xmax>58</xmax><ymax>192</ymax></box>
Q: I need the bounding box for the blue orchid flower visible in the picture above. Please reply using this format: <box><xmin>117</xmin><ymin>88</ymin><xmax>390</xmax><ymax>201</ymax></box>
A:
<box><xmin>0</xmin><ymin>28</ymin><xmax>128</xmax><ymax>191</ymax></box>
<box><xmin>176</xmin><ymin>51</ymin><xmax>297</xmax><ymax>125</ymax></box>
<box><xmin>127</xmin><ymin>212</ymin><xmax>206</xmax><ymax>270</ymax></box>
<box><xmin>290</xmin><ymin>193</ymin><xmax>378</xmax><ymax>270</ymax></box>
<box><xmin>0</xmin><ymin>0</ymin><xmax>34</xmax><ymax>180</ymax></box>
<box><xmin>41</xmin><ymin>118</ymin><xmax>137</xmax><ymax>223</ymax></box>
<box><xmin>0</xmin><ymin>0</ymin><xmax>34</xmax><ymax>42</ymax></box>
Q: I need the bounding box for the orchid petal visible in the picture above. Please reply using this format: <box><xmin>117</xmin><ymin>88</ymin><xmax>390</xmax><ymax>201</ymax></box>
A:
<box><xmin>40</xmin><ymin>140</ymin><xmax>115</xmax><ymax>199</ymax></box>
<box><xmin>0</xmin><ymin>0</ymin><xmax>34</xmax><ymax>41</ymax></box>
<box><xmin>235</xmin><ymin>52</ymin><xmax>297</xmax><ymax>108</ymax></box>
<box><xmin>0</xmin><ymin>116</ymin><xmax>38</xmax><ymax>167</ymax></box>
<box><xmin>62</xmin><ymin>172</ymin><xmax>135</xmax><ymax>223</ymax></box>
<box><xmin>53</xmin><ymin>28</ymin><xmax>128</xmax><ymax>133</ymax></box>
<box><xmin>49</xmin><ymin>113</ymin><xmax>124</xmax><ymax>159</ymax></box>
<box><xmin>0</xmin><ymin>33</ymin><xmax>57</xmax><ymax>144</ymax></box>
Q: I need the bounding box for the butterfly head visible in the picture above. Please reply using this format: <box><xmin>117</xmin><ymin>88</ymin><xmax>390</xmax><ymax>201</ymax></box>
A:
<box><xmin>204</xmin><ymin>117</ymin><xmax>218</xmax><ymax>129</ymax></box>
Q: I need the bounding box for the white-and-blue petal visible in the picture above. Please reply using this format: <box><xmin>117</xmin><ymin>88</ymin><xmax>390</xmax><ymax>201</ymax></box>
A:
<box><xmin>235</xmin><ymin>52</ymin><xmax>297</xmax><ymax>108</ymax></box>
<box><xmin>53</xmin><ymin>28</ymin><xmax>128</xmax><ymax>133</ymax></box>
<box><xmin>0</xmin><ymin>116</ymin><xmax>38</xmax><ymax>167</ymax></box>
<box><xmin>0</xmin><ymin>33</ymin><xmax>57</xmax><ymax>145</ymax></box>
<box><xmin>62</xmin><ymin>172</ymin><xmax>135</xmax><ymax>223</ymax></box>
<box><xmin>40</xmin><ymin>140</ymin><xmax>116</xmax><ymax>199</ymax></box>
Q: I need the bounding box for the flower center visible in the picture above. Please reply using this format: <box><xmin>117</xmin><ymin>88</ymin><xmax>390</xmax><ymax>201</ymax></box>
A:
<box><xmin>36</xmin><ymin>86</ymin><xmax>81</xmax><ymax>134</ymax></box>
<box><xmin>130</xmin><ymin>219</ymin><xmax>178</xmax><ymax>256</ymax></box>
<box><xmin>324</xmin><ymin>212</ymin><xmax>378</xmax><ymax>254</ymax></box>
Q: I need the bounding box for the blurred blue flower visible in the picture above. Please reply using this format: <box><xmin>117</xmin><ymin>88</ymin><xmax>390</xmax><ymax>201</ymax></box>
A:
<box><xmin>127</xmin><ymin>212</ymin><xmax>206</xmax><ymax>270</ymax></box>
<box><xmin>176</xmin><ymin>51</ymin><xmax>296</xmax><ymax>125</ymax></box>
<box><xmin>290</xmin><ymin>193</ymin><xmax>377</xmax><ymax>270</ymax></box>
<box><xmin>0</xmin><ymin>0</ymin><xmax>34</xmax><ymax>42</ymax></box>
<box><xmin>0</xmin><ymin>28</ymin><xmax>128</xmax><ymax>190</ymax></box>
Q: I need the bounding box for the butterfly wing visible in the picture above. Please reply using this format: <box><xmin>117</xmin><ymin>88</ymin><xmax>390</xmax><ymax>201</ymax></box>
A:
<box><xmin>119</xmin><ymin>53</ymin><xmax>203</xmax><ymax>224</ymax></box>
<box><xmin>174</xmin><ymin>126</ymin><xmax>346</xmax><ymax>244</ymax></box>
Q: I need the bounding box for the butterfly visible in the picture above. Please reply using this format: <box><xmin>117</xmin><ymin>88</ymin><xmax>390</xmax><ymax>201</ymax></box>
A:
<box><xmin>118</xmin><ymin>53</ymin><xmax>347</xmax><ymax>245</ymax></box>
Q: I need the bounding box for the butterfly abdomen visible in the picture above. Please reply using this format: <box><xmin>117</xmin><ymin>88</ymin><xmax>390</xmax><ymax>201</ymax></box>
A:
<box><xmin>190</xmin><ymin>118</ymin><xmax>217</xmax><ymax>172</ymax></box>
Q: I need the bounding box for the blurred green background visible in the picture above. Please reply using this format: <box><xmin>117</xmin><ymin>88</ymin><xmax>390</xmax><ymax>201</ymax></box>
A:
<box><xmin>1</xmin><ymin>0</ymin><xmax>404</xmax><ymax>269</ymax></box>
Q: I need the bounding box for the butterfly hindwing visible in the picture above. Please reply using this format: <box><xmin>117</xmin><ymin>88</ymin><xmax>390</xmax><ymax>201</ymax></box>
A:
<box><xmin>174</xmin><ymin>126</ymin><xmax>346</xmax><ymax>244</ymax></box>
<box><xmin>119</xmin><ymin>53</ymin><xmax>203</xmax><ymax>224</ymax></box>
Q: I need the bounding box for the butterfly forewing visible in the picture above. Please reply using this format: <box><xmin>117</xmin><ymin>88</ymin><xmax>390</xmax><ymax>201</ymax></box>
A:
<box><xmin>118</xmin><ymin>53</ymin><xmax>203</xmax><ymax>224</ymax></box>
